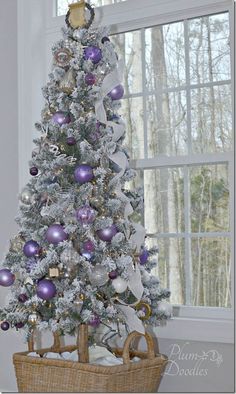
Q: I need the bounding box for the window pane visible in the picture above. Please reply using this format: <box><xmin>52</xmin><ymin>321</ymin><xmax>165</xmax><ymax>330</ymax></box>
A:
<box><xmin>147</xmin><ymin>237</ymin><xmax>185</xmax><ymax>305</ymax></box>
<box><xmin>189</xmin><ymin>13</ymin><xmax>231</xmax><ymax>84</ymax></box>
<box><xmin>144</xmin><ymin>168</ymin><xmax>184</xmax><ymax>234</ymax></box>
<box><xmin>192</xmin><ymin>237</ymin><xmax>231</xmax><ymax>307</ymax></box>
<box><xmin>147</xmin><ymin>91</ymin><xmax>188</xmax><ymax>157</ymax></box>
<box><xmin>111</xmin><ymin>31</ymin><xmax>142</xmax><ymax>95</ymax></box>
<box><xmin>191</xmin><ymin>84</ymin><xmax>232</xmax><ymax>153</ymax></box>
<box><xmin>145</xmin><ymin>22</ymin><xmax>185</xmax><ymax>90</ymax></box>
<box><xmin>57</xmin><ymin>0</ymin><xmax>126</xmax><ymax>16</ymax></box>
<box><xmin>190</xmin><ymin>164</ymin><xmax>230</xmax><ymax>233</ymax></box>
<box><xmin>120</xmin><ymin>97</ymin><xmax>144</xmax><ymax>159</ymax></box>
<box><xmin>125</xmin><ymin>170</ymin><xmax>143</xmax><ymax>225</ymax></box>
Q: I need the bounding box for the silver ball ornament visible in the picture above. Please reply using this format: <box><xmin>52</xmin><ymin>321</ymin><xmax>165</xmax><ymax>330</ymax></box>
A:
<box><xmin>112</xmin><ymin>277</ymin><xmax>128</xmax><ymax>293</ymax></box>
<box><xmin>60</xmin><ymin>247</ymin><xmax>80</xmax><ymax>267</ymax></box>
<box><xmin>20</xmin><ymin>188</ymin><xmax>35</xmax><ymax>205</ymax></box>
<box><xmin>89</xmin><ymin>265</ymin><xmax>108</xmax><ymax>287</ymax></box>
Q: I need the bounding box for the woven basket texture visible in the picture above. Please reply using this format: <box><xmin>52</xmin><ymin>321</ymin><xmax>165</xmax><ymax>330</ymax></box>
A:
<box><xmin>13</xmin><ymin>331</ymin><xmax>168</xmax><ymax>393</ymax></box>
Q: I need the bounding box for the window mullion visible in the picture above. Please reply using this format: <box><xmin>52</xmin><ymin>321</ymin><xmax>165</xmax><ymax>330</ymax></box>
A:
<box><xmin>141</xmin><ymin>28</ymin><xmax>148</xmax><ymax>159</ymax></box>
<box><xmin>184</xmin><ymin>19</ymin><xmax>192</xmax><ymax>155</ymax></box>
<box><xmin>184</xmin><ymin>166</ymin><xmax>192</xmax><ymax>305</ymax></box>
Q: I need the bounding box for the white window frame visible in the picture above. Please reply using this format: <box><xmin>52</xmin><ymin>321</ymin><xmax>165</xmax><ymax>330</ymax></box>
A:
<box><xmin>17</xmin><ymin>0</ymin><xmax>235</xmax><ymax>343</ymax></box>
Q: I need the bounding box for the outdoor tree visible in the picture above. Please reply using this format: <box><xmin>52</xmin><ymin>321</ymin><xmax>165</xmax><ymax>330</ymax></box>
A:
<box><xmin>0</xmin><ymin>1</ymin><xmax>171</xmax><ymax>346</ymax></box>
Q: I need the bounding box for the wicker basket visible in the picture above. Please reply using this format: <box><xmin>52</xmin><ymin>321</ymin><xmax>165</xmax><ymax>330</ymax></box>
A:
<box><xmin>13</xmin><ymin>325</ymin><xmax>168</xmax><ymax>393</ymax></box>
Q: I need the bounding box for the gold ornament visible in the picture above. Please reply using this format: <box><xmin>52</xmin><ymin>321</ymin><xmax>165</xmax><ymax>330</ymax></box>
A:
<box><xmin>59</xmin><ymin>69</ymin><xmax>76</xmax><ymax>94</ymax></box>
<box><xmin>66</xmin><ymin>1</ymin><xmax>95</xmax><ymax>30</ymax></box>
<box><xmin>135</xmin><ymin>302</ymin><xmax>152</xmax><ymax>320</ymax></box>
<box><xmin>28</xmin><ymin>312</ymin><xmax>39</xmax><ymax>325</ymax></box>
<box><xmin>49</xmin><ymin>267</ymin><xmax>60</xmax><ymax>278</ymax></box>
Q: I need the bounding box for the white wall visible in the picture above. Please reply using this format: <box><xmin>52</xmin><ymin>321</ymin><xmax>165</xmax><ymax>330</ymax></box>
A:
<box><xmin>0</xmin><ymin>0</ymin><xmax>25</xmax><ymax>392</ymax></box>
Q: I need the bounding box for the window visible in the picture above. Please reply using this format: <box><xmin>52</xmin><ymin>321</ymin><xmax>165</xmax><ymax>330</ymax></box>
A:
<box><xmin>111</xmin><ymin>12</ymin><xmax>233</xmax><ymax>308</ymax></box>
<box><xmin>57</xmin><ymin>0</ymin><xmax>126</xmax><ymax>16</ymax></box>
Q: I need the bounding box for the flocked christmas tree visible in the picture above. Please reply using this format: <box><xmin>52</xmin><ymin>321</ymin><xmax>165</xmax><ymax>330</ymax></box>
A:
<box><xmin>0</xmin><ymin>1</ymin><xmax>171</xmax><ymax>348</ymax></box>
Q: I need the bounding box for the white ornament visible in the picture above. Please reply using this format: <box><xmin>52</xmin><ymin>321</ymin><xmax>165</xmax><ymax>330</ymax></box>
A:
<box><xmin>112</xmin><ymin>277</ymin><xmax>128</xmax><ymax>293</ymax></box>
<box><xmin>157</xmin><ymin>302</ymin><xmax>173</xmax><ymax>317</ymax></box>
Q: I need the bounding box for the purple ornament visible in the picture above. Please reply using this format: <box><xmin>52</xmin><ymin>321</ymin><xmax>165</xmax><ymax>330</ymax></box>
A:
<box><xmin>74</xmin><ymin>164</ymin><xmax>94</xmax><ymax>184</ymax></box>
<box><xmin>18</xmin><ymin>293</ymin><xmax>28</xmax><ymax>303</ymax></box>
<box><xmin>97</xmin><ymin>225</ymin><xmax>118</xmax><ymax>242</ymax></box>
<box><xmin>85</xmin><ymin>73</ymin><xmax>96</xmax><ymax>85</ymax></box>
<box><xmin>23</xmin><ymin>240</ymin><xmax>40</xmax><ymax>258</ymax></box>
<box><xmin>1</xmin><ymin>321</ymin><xmax>10</xmax><ymax>331</ymax></box>
<box><xmin>109</xmin><ymin>271</ymin><xmax>118</xmax><ymax>280</ymax></box>
<box><xmin>30</xmin><ymin>167</ymin><xmax>38</xmax><ymax>176</ymax></box>
<box><xmin>101</xmin><ymin>37</ymin><xmax>110</xmax><ymax>44</ymax></box>
<box><xmin>15</xmin><ymin>322</ymin><xmax>24</xmax><ymax>329</ymax></box>
<box><xmin>76</xmin><ymin>206</ymin><xmax>96</xmax><ymax>225</ymax></box>
<box><xmin>139</xmin><ymin>249</ymin><xmax>149</xmax><ymax>265</ymax></box>
<box><xmin>89</xmin><ymin>315</ymin><xmax>100</xmax><ymax>328</ymax></box>
<box><xmin>45</xmin><ymin>224</ymin><xmax>68</xmax><ymax>245</ymax></box>
<box><xmin>67</xmin><ymin>136</ymin><xmax>76</xmax><ymax>146</ymax></box>
<box><xmin>52</xmin><ymin>111</ymin><xmax>71</xmax><ymax>126</ymax></box>
<box><xmin>36</xmin><ymin>279</ymin><xmax>57</xmax><ymax>300</ymax></box>
<box><xmin>0</xmin><ymin>269</ymin><xmax>15</xmax><ymax>287</ymax></box>
<box><xmin>84</xmin><ymin>46</ymin><xmax>102</xmax><ymax>64</ymax></box>
<box><xmin>108</xmin><ymin>84</ymin><xmax>124</xmax><ymax>100</ymax></box>
<box><xmin>25</xmin><ymin>257</ymin><xmax>38</xmax><ymax>273</ymax></box>
<box><xmin>82</xmin><ymin>240</ymin><xmax>95</xmax><ymax>253</ymax></box>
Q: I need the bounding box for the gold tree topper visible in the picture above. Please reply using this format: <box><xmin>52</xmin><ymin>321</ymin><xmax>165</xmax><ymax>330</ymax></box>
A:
<box><xmin>68</xmin><ymin>1</ymin><xmax>86</xmax><ymax>29</ymax></box>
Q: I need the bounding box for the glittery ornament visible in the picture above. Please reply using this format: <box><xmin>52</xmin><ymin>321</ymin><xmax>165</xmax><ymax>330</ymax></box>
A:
<box><xmin>85</xmin><ymin>73</ymin><xmax>96</xmax><ymax>85</ymax></box>
<box><xmin>60</xmin><ymin>247</ymin><xmax>80</xmax><ymax>266</ymax></box>
<box><xmin>89</xmin><ymin>265</ymin><xmax>108</xmax><ymax>287</ymax></box>
<box><xmin>54</xmin><ymin>48</ymin><xmax>71</xmax><ymax>67</ymax></box>
<box><xmin>76</xmin><ymin>205</ymin><xmax>96</xmax><ymax>225</ymax></box>
<box><xmin>59</xmin><ymin>69</ymin><xmax>76</xmax><ymax>94</ymax></box>
<box><xmin>84</xmin><ymin>46</ymin><xmax>102</xmax><ymax>64</ymax></box>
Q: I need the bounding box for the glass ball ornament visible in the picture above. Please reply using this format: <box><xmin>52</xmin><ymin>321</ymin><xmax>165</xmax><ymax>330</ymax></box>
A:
<box><xmin>20</xmin><ymin>188</ymin><xmax>35</xmax><ymax>205</ymax></box>
<box><xmin>66</xmin><ymin>136</ymin><xmax>76</xmax><ymax>146</ymax></box>
<box><xmin>97</xmin><ymin>225</ymin><xmax>118</xmax><ymax>242</ymax></box>
<box><xmin>76</xmin><ymin>205</ymin><xmax>96</xmax><ymax>225</ymax></box>
<box><xmin>29</xmin><ymin>167</ymin><xmax>38</xmax><ymax>176</ymax></box>
<box><xmin>18</xmin><ymin>293</ymin><xmax>28</xmax><ymax>303</ymax></box>
<box><xmin>0</xmin><ymin>269</ymin><xmax>15</xmax><ymax>287</ymax></box>
<box><xmin>52</xmin><ymin>111</ymin><xmax>71</xmax><ymax>126</ymax></box>
<box><xmin>1</xmin><ymin>321</ymin><xmax>10</xmax><ymax>331</ymax></box>
<box><xmin>139</xmin><ymin>249</ymin><xmax>149</xmax><ymax>265</ymax></box>
<box><xmin>23</xmin><ymin>240</ymin><xmax>40</xmax><ymax>257</ymax></box>
<box><xmin>88</xmin><ymin>315</ymin><xmax>101</xmax><ymax>327</ymax></box>
<box><xmin>15</xmin><ymin>322</ymin><xmax>24</xmax><ymax>329</ymax></box>
<box><xmin>89</xmin><ymin>265</ymin><xmax>108</xmax><ymax>287</ymax></box>
<box><xmin>74</xmin><ymin>164</ymin><xmax>94</xmax><ymax>184</ymax></box>
<box><xmin>85</xmin><ymin>73</ymin><xmax>96</xmax><ymax>85</ymax></box>
<box><xmin>108</xmin><ymin>84</ymin><xmax>124</xmax><ymax>100</ymax></box>
<box><xmin>60</xmin><ymin>247</ymin><xmax>80</xmax><ymax>266</ymax></box>
<box><xmin>156</xmin><ymin>301</ymin><xmax>173</xmax><ymax>317</ymax></box>
<box><xmin>36</xmin><ymin>279</ymin><xmax>57</xmax><ymax>300</ymax></box>
<box><xmin>28</xmin><ymin>312</ymin><xmax>39</xmax><ymax>325</ymax></box>
<box><xmin>84</xmin><ymin>46</ymin><xmax>102</xmax><ymax>64</ymax></box>
<box><xmin>112</xmin><ymin>276</ymin><xmax>128</xmax><ymax>293</ymax></box>
<box><xmin>45</xmin><ymin>224</ymin><xmax>68</xmax><ymax>245</ymax></box>
<box><xmin>108</xmin><ymin>271</ymin><xmax>118</xmax><ymax>280</ymax></box>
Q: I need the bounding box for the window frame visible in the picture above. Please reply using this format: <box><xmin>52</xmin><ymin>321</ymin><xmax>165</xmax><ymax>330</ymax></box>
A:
<box><xmin>18</xmin><ymin>0</ymin><xmax>235</xmax><ymax>343</ymax></box>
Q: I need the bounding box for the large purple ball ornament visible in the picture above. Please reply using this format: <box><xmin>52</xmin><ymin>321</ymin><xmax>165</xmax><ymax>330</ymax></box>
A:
<box><xmin>23</xmin><ymin>240</ymin><xmax>40</xmax><ymax>257</ymax></box>
<box><xmin>97</xmin><ymin>225</ymin><xmax>118</xmax><ymax>242</ymax></box>
<box><xmin>74</xmin><ymin>164</ymin><xmax>94</xmax><ymax>184</ymax></box>
<box><xmin>52</xmin><ymin>111</ymin><xmax>71</xmax><ymax>126</ymax></box>
<box><xmin>76</xmin><ymin>206</ymin><xmax>96</xmax><ymax>225</ymax></box>
<box><xmin>0</xmin><ymin>269</ymin><xmax>15</xmax><ymax>287</ymax></box>
<box><xmin>139</xmin><ymin>249</ymin><xmax>149</xmax><ymax>265</ymax></box>
<box><xmin>18</xmin><ymin>293</ymin><xmax>28</xmax><ymax>303</ymax></box>
<box><xmin>1</xmin><ymin>321</ymin><xmax>10</xmax><ymax>331</ymax></box>
<box><xmin>84</xmin><ymin>46</ymin><xmax>102</xmax><ymax>64</ymax></box>
<box><xmin>36</xmin><ymin>279</ymin><xmax>57</xmax><ymax>300</ymax></box>
<box><xmin>85</xmin><ymin>73</ymin><xmax>96</xmax><ymax>85</ymax></box>
<box><xmin>108</xmin><ymin>84</ymin><xmax>124</xmax><ymax>100</ymax></box>
<box><xmin>89</xmin><ymin>315</ymin><xmax>101</xmax><ymax>327</ymax></box>
<box><xmin>45</xmin><ymin>224</ymin><xmax>68</xmax><ymax>245</ymax></box>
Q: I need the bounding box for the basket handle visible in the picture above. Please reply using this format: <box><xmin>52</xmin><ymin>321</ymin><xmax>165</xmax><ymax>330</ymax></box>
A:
<box><xmin>122</xmin><ymin>331</ymin><xmax>155</xmax><ymax>365</ymax></box>
<box><xmin>27</xmin><ymin>330</ymin><xmax>61</xmax><ymax>353</ymax></box>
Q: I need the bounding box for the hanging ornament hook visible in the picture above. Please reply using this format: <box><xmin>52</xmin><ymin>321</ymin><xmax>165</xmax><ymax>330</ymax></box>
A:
<box><xmin>66</xmin><ymin>1</ymin><xmax>95</xmax><ymax>30</ymax></box>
